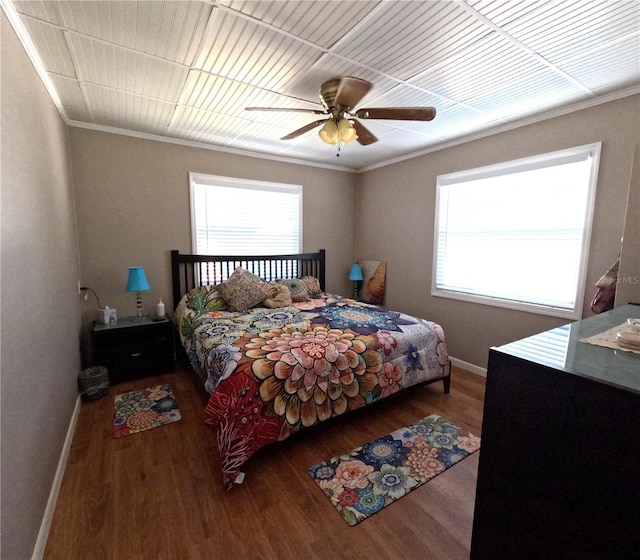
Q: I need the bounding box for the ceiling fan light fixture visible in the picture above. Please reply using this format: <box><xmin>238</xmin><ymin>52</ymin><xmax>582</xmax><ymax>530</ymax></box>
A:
<box><xmin>338</xmin><ymin>118</ymin><xmax>358</xmax><ymax>144</ymax></box>
<box><xmin>319</xmin><ymin>119</ymin><xmax>339</xmax><ymax>145</ymax></box>
<box><xmin>250</xmin><ymin>77</ymin><xmax>433</xmax><ymax>148</ymax></box>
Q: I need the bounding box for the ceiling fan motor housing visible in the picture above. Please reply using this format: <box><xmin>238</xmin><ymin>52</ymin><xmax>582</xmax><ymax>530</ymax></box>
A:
<box><xmin>319</xmin><ymin>79</ymin><xmax>343</xmax><ymax>112</ymax></box>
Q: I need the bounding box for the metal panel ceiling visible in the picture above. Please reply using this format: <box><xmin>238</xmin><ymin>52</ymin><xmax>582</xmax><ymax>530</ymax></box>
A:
<box><xmin>66</xmin><ymin>33</ymin><xmax>189</xmax><ymax>101</ymax></box>
<box><xmin>333</xmin><ymin>1</ymin><xmax>490</xmax><ymax>80</ymax></box>
<box><xmin>6</xmin><ymin>0</ymin><xmax>640</xmax><ymax>171</ymax></box>
<box><xmin>220</xmin><ymin>0</ymin><xmax>380</xmax><ymax>49</ymax></box>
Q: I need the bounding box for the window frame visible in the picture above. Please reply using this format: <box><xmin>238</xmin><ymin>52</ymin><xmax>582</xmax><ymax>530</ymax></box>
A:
<box><xmin>189</xmin><ymin>172</ymin><xmax>303</xmax><ymax>256</ymax></box>
<box><xmin>431</xmin><ymin>142</ymin><xmax>601</xmax><ymax>319</ymax></box>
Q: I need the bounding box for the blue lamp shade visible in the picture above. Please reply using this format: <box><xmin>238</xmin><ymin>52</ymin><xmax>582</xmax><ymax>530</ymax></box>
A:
<box><xmin>348</xmin><ymin>264</ymin><xmax>364</xmax><ymax>281</ymax></box>
<box><xmin>126</xmin><ymin>267</ymin><xmax>151</xmax><ymax>292</ymax></box>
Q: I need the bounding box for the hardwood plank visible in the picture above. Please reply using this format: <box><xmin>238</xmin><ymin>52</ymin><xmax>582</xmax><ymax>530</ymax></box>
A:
<box><xmin>44</xmin><ymin>365</ymin><xmax>485</xmax><ymax>560</ymax></box>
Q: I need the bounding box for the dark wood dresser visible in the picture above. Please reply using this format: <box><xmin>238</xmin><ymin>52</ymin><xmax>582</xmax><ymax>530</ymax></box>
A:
<box><xmin>471</xmin><ymin>304</ymin><xmax>640</xmax><ymax>559</ymax></box>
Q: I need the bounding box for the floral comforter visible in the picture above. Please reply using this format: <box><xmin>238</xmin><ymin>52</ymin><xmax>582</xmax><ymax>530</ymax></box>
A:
<box><xmin>175</xmin><ymin>288</ymin><xmax>450</xmax><ymax>489</ymax></box>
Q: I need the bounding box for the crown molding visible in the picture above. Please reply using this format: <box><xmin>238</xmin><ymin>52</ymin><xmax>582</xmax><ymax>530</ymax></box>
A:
<box><xmin>66</xmin><ymin>120</ymin><xmax>358</xmax><ymax>173</ymax></box>
<box><xmin>360</xmin><ymin>86</ymin><xmax>640</xmax><ymax>172</ymax></box>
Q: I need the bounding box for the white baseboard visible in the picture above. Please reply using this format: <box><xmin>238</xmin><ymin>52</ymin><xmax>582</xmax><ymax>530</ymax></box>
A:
<box><xmin>450</xmin><ymin>356</ymin><xmax>487</xmax><ymax>377</ymax></box>
<box><xmin>32</xmin><ymin>394</ymin><xmax>81</xmax><ymax>560</ymax></box>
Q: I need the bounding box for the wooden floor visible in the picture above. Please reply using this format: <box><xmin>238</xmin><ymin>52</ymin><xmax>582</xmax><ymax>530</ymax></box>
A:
<box><xmin>44</xmin><ymin>365</ymin><xmax>485</xmax><ymax>560</ymax></box>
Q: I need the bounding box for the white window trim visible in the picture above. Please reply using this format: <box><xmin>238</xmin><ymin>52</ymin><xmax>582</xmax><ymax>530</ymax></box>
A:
<box><xmin>431</xmin><ymin>142</ymin><xmax>601</xmax><ymax>319</ymax></box>
<box><xmin>189</xmin><ymin>172</ymin><xmax>303</xmax><ymax>255</ymax></box>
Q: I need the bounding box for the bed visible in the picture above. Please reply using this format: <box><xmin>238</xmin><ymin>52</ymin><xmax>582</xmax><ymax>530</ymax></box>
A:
<box><xmin>171</xmin><ymin>249</ymin><xmax>451</xmax><ymax>489</ymax></box>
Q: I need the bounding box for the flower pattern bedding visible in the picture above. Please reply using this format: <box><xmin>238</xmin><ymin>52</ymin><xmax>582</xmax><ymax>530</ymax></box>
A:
<box><xmin>175</xmin><ymin>287</ymin><xmax>450</xmax><ymax>489</ymax></box>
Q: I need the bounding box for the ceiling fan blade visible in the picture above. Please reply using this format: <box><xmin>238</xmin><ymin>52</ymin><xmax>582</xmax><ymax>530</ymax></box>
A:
<box><xmin>246</xmin><ymin>106</ymin><xmax>326</xmax><ymax>115</ymax></box>
<box><xmin>351</xmin><ymin>119</ymin><xmax>378</xmax><ymax>145</ymax></box>
<box><xmin>354</xmin><ymin>107</ymin><xmax>436</xmax><ymax>121</ymax></box>
<box><xmin>280</xmin><ymin>119</ymin><xmax>328</xmax><ymax>140</ymax></box>
<box><xmin>334</xmin><ymin>77</ymin><xmax>373</xmax><ymax>109</ymax></box>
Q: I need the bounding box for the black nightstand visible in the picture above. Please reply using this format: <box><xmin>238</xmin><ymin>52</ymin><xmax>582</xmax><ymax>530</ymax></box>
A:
<box><xmin>91</xmin><ymin>316</ymin><xmax>175</xmax><ymax>384</ymax></box>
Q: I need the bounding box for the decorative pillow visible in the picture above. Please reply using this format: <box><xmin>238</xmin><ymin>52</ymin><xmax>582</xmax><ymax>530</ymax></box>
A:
<box><xmin>173</xmin><ymin>286</ymin><xmax>228</xmax><ymax>329</ymax></box>
<box><xmin>216</xmin><ymin>267</ymin><xmax>267</xmax><ymax>312</ymax></box>
<box><xmin>185</xmin><ymin>285</ymin><xmax>228</xmax><ymax>313</ymax></box>
<box><xmin>301</xmin><ymin>275</ymin><xmax>322</xmax><ymax>295</ymax></box>
<box><xmin>263</xmin><ymin>283</ymin><xmax>293</xmax><ymax>309</ymax></box>
<box><xmin>276</xmin><ymin>278</ymin><xmax>310</xmax><ymax>302</ymax></box>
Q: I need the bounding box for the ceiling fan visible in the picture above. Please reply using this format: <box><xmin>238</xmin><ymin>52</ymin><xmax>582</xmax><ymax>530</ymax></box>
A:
<box><xmin>245</xmin><ymin>77</ymin><xmax>436</xmax><ymax>149</ymax></box>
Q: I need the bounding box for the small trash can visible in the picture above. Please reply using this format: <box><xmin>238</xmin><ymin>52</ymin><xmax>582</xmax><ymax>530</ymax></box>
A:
<box><xmin>78</xmin><ymin>366</ymin><xmax>109</xmax><ymax>401</ymax></box>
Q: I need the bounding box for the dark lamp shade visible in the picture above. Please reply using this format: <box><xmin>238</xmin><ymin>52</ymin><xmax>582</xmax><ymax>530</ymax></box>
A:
<box><xmin>348</xmin><ymin>264</ymin><xmax>364</xmax><ymax>281</ymax></box>
<box><xmin>126</xmin><ymin>267</ymin><xmax>151</xmax><ymax>292</ymax></box>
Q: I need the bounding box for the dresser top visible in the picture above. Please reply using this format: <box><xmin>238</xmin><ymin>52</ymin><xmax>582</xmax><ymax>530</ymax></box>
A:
<box><xmin>494</xmin><ymin>304</ymin><xmax>640</xmax><ymax>393</ymax></box>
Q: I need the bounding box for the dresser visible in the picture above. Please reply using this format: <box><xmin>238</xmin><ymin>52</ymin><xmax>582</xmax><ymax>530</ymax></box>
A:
<box><xmin>470</xmin><ymin>304</ymin><xmax>640</xmax><ymax>559</ymax></box>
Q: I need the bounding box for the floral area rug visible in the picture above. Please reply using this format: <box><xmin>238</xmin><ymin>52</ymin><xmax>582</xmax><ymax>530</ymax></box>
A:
<box><xmin>113</xmin><ymin>384</ymin><xmax>181</xmax><ymax>438</ymax></box>
<box><xmin>308</xmin><ymin>414</ymin><xmax>480</xmax><ymax>526</ymax></box>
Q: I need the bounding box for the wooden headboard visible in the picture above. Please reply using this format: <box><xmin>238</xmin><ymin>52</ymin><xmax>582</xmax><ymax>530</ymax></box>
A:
<box><xmin>170</xmin><ymin>249</ymin><xmax>326</xmax><ymax>309</ymax></box>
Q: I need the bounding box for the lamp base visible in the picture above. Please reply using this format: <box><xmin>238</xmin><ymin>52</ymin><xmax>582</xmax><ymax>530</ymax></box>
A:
<box><xmin>134</xmin><ymin>292</ymin><xmax>144</xmax><ymax>320</ymax></box>
<box><xmin>353</xmin><ymin>282</ymin><xmax>359</xmax><ymax>301</ymax></box>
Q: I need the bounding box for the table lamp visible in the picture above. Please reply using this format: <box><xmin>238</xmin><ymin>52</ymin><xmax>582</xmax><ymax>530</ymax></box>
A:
<box><xmin>126</xmin><ymin>267</ymin><xmax>151</xmax><ymax>318</ymax></box>
<box><xmin>348</xmin><ymin>263</ymin><xmax>364</xmax><ymax>300</ymax></box>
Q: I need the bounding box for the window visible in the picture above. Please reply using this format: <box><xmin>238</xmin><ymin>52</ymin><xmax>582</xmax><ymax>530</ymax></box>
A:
<box><xmin>190</xmin><ymin>173</ymin><xmax>302</xmax><ymax>255</ymax></box>
<box><xmin>190</xmin><ymin>173</ymin><xmax>302</xmax><ymax>282</ymax></box>
<box><xmin>432</xmin><ymin>143</ymin><xmax>601</xmax><ymax>319</ymax></box>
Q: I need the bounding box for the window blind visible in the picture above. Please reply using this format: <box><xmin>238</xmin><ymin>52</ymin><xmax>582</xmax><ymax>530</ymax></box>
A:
<box><xmin>432</xmin><ymin>143</ymin><xmax>601</xmax><ymax>319</ymax></box>
<box><xmin>190</xmin><ymin>173</ymin><xmax>302</xmax><ymax>256</ymax></box>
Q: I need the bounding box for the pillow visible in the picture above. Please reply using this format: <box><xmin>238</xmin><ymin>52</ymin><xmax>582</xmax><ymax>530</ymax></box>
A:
<box><xmin>185</xmin><ymin>285</ymin><xmax>228</xmax><ymax>312</ymax></box>
<box><xmin>263</xmin><ymin>283</ymin><xmax>293</xmax><ymax>309</ymax></box>
<box><xmin>276</xmin><ymin>278</ymin><xmax>310</xmax><ymax>302</ymax></box>
<box><xmin>216</xmin><ymin>267</ymin><xmax>267</xmax><ymax>312</ymax></box>
<box><xmin>173</xmin><ymin>286</ymin><xmax>228</xmax><ymax>329</ymax></box>
<box><xmin>301</xmin><ymin>275</ymin><xmax>322</xmax><ymax>295</ymax></box>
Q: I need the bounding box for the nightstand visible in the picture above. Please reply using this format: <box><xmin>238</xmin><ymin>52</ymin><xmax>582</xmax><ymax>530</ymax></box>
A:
<box><xmin>91</xmin><ymin>315</ymin><xmax>175</xmax><ymax>384</ymax></box>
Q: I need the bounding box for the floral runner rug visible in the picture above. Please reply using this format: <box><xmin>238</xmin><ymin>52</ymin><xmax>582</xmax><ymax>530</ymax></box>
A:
<box><xmin>308</xmin><ymin>414</ymin><xmax>480</xmax><ymax>526</ymax></box>
<box><xmin>113</xmin><ymin>384</ymin><xmax>181</xmax><ymax>438</ymax></box>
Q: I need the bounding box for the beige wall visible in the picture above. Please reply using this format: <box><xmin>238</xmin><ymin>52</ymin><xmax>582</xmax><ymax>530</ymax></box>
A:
<box><xmin>1</xmin><ymin>13</ymin><xmax>81</xmax><ymax>560</ymax></box>
<box><xmin>357</xmin><ymin>95</ymin><xmax>640</xmax><ymax>369</ymax></box>
<box><xmin>69</xmin><ymin>96</ymin><xmax>639</xmax><ymax>370</ymax></box>
<box><xmin>69</xmin><ymin>129</ymin><xmax>358</xmax><ymax>329</ymax></box>
<box><xmin>617</xmin><ymin>143</ymin><xmax>640</xmax><ymax>306</ymax></box>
